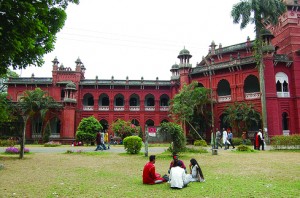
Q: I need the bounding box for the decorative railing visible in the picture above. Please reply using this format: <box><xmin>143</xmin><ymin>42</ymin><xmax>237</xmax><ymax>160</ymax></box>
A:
<box><xmin>277</xmin><ymin>92</ymin><xmax>290</xmax><ymax>98</ymax></box>
<box><xmin>218</xmin><ymin>95</ymin><xmax>231</xmax><ymax>102</ymax></box>
<box><xmin>245</xmin><ymin>92</ymin><xmax>261</xmax><ymax>100</ymax></box>
<box><xmin>99</xmin><ymin>106</ymin><xmax>109</xmax><ymax>111</ymax></box>
<box><xmin>129</xmin><ymin>106</ymin><xmax>140</xmax><ymax>111</ymax></box>
<box><xmin>50</xmin><ymin>134</ymin><xmax>60</xmax><ymax>138</ymax></box>
<box><xmin>145</xmin><ymin>106</ymin><xmax>155</xmax><ymax>111</ymax></box>
<box><xmin>160</xmin><ymin>106</ymin><xmax>169</xmax><ymax>111</ymax></box>
<box><xmin>83</xmin><ymin>106</ymin><xmax>94</xmax><ymax>111</ymax></box>
<box><xmin>283</xmin><ymin>130</ymin><xmax>290</xmax><ymax>136</ymax></box>
<box><xmin>32</xmin><ymin>134</ymin><xmax>42</xmax><ymax>138</ymax></box>
<box><xmin>63</xmin><ymin>98</ymin><xmax>77</xmax><ymax>103</ymax></box>
<box><xmin>114</xmin><ymin>106</ymin><xmax>124</xmax><ymax>111</ymax></box>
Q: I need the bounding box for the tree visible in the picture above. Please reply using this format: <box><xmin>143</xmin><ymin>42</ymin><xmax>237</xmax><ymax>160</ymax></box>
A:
<box><xmin>231</xmin><ymin>0</ymin><xmax>286</xmax><ymax>142</ymax></box>
<box><xmin>0</xmin><ymin>69</ymin><xmax>19</xmax><ymax>93</ymax></box>
<box><xmin>169</xmin><ymin>81</ymin><xmax>211</xmax><ymax>139</ymax></box>
<box><xmin>16</xmin><ymin>88</ymin><xmax>62</xmax><ymax>159</ymax></box>
<box><xmin>158</xmin><ymin>122</ymin><xmax>186</xmax><ymax>154</ymax></box>
<box><xmin>0</xmin><ymin>0</ymin><xmax>79</xmax><ymax>75</ymax></box>
<box><xmin>0</xmin><ymin>92</ymin><xmax>14</xmax><ymax>122</ymax></box>
<box><xmin>111</xmin><ymin>119</ymin><xmax>140</xmax><ymax>139</ymax></box>
<box><xmin>223</xmin><ymin>102</ymin><xmax>261</xmax><ymax>136</ymax></box>
<box><xmin>76</xmin><ymin>116</ymin><xmax>102</xmax><ymax>145</ymax></box>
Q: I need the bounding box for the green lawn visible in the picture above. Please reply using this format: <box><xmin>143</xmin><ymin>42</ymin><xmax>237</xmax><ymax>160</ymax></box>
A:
<box><xmin>0</xmin><ymin>148</ymin><xmax>299</xmax><ymax>198</ymax></box>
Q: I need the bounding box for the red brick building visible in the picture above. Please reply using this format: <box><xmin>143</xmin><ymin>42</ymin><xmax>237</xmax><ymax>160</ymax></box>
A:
<box><xmin>6</xmin><ymin>1</ymin><xmax>300</xmax><ymax>142</ymax></box>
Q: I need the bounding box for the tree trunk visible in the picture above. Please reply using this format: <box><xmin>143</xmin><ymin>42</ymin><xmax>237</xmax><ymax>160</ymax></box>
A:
<box><xmin>19</xmin><ymin>116</ymin><xmax>28</xmax><ymax>159</ymax></box>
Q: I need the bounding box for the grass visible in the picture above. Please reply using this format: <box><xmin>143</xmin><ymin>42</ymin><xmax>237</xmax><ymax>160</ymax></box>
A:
<box><xmin>0</xmin><ymin>147</ymin><xmax>300</xmax><ymax>198</ymax></box>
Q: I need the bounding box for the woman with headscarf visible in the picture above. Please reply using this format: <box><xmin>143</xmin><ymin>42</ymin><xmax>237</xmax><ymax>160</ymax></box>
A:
<box><xmin>186</xmin><ymin>158</ymin><xmax>205</xmax><ymax>182</ymax></box>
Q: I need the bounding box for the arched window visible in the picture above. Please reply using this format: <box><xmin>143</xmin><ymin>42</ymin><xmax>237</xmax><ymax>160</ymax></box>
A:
<box><xmin>145</xmin><ymin>94</ymin><xmax>155</xmax><ymax>106</ymax></box>
<box><xmin>99</xmin><ymin>94</ymin><xmax>109</xmax><ymax>106</ymax></box>
<box><xmin>217</xmin><ymin>79</ymin><xmax>231</xmax><ymax>102</ymax></box>
<box><xmin>114</xmin><ymin>94</ymin><xmax>124</xmax><ymax>106</ymax></box>
<box><xmin>100</xmin><ymin>119</ymin><xmax>109</xmax><ymax>131</ymax></box>
<box><xmin>275</xmin><ymin>72</ymin><xmax>290</xmax><ymax>97</ymax></box>
<box><xmin>83</xmin><ymin>93</ymin><xmax>94</xmax><ymax>106</ymax></box>
<box><xmin>160</xmin><ymin>94</ymin><xmax>169</xmax><ymax>106</ymax></box>
<box><xmin>129</xmin><ymin>94</ymin><xmax>140</xmax><ymax>106</ymax></box>
<box><xmin>145</xmin><ymin>119</ymin><xmax>154</xmax><ymax>126</ymax></box>
<box><xmin>131</xmin><ymin>119</ymin><xmax>140</xmax><ymax>126</ymax></box>
<box><xmin>244</xmin><ymin>75</ymin><xmax>260</xmax><ymax>93</ymax></box>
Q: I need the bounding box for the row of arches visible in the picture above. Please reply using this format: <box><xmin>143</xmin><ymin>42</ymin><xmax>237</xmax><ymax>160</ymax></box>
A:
<box><xmin>83</xmin><ymin>93</ymin><xmax>170</xmax><ymax>107</ymax></box>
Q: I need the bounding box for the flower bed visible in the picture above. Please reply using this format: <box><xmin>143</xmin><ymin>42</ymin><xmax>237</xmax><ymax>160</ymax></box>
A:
<box><xmin>5</xmin><ymin>147</ymin><xmax>30</xmax><ymax>154</ymax></box>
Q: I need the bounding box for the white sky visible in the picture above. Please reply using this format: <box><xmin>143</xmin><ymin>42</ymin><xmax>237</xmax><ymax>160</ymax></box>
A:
<box><xmin>16</xmin><ymin>0</ymin><xmax>255</xmax><ymax>80</ymax></box>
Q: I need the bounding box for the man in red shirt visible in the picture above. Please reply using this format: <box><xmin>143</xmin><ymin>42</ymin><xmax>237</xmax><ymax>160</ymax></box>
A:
<box><xmin>143</xmin><ymin>155</ymin><xmax>166</xmax><ymax>184</ymax></box>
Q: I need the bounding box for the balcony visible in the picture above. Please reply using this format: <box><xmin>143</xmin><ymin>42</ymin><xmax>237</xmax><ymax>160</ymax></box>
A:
<box><xmin>114</xmin><ymin>106</ymin><xmax>124</xmax><ymax>111</ymax></box>
<box><xmin>218</xmin><ymin>95</ymin><xmax>231</xmax><ymax>102</ymax></box>
<box><xmin>277</xmin><ymin>92</ymin><xmax>290</xmax><ymax>98</ymax></box>
<box><xmin>160</xmin><ymin>106</ymin><xmax>169</xmax><ymax>111</ymax></box>
<box><xmin>129</xmin><ymin>106</ymin><xmax>140</xmax><ymax>111</ymax></box>
<box><xmin>83</xmin><ymin>106</ymin><xmax>94</xmax><ymax>111</ymax></box>
<box><xmin>50</xmin><ymin>133</ymin><xmax>60</xmax><ymax>138</ymax></box>
<box><xmin>145</xmin><ymin>106</ymin><xmax>155</xmax><ymax>111</ymax></box>
<box><xmin>245</xmin><ymin>92</ymin><xmax>261</xmax><ymax>100</ymax></box>
<box><xmin>99</xmin><ymin>106</ymin><xmax>109</xmax><ymax>111</ymax></box>
<box><xmin>32</xmin><ymin>133</ymin><xmax>42</xmax><ymax>138</ymax></box>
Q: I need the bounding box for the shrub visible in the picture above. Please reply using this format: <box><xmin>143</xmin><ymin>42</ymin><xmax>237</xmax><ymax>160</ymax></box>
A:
<box><xmin>194</xmin><ymin>140</ymin><xmax>207</xmax><ymax>147</ymax></box>
<box><xmin>236</xmin><ymin>145</ymin><xmax>254</xmax><ymax>152</ymax></box>
<box><xmin>271</xmin><ymin>135</ymin><xmax>300</xmax><ymax>150</ymax></box>
<box><xmin>44</xmin><ymin>141</ymin><xmax>61</xmax><ymax>147</ymax></box>
<box><xmin>123</xmin><ymin>136</ymin><xmax>142</xmax><ymax>154</ymax></box>
<box><xmin>76</xmin><ymin>116</ymin><xmax>103</xmax><ymax>145</ymax></box>
<box><xmin>0</xmin><ymin>139</ymin><xmax>16</xmax><ymax>147</ymax></box>
<box><xmin>5</xmin><ymin>147</ymin><xmax>29</xmax><ymax>154</ymax></box>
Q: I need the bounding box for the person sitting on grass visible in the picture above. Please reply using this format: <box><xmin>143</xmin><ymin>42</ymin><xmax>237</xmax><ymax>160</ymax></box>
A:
<box><xmin>169</xmin><ymin>161</ymin><xmax>189</xmax><ymax>189</ymax></box>
<box><xmin>186</xmin><ymin>158</ymin><xmax>205</xmax><ymax>182</ymax></box>
<box><xmin>142</xmin><ymin>155</ymin><xmax>166</xmax><ymax>184</ymax></box>
<box><xmin>168</xmin><ymin>154</ymin><xmax>186</xmax><ymax>173</ymax></box>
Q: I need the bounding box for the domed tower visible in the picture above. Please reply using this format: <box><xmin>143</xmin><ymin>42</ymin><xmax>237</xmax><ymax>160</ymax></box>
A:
<box><xmin>63</xmin><ymin>82</ymin><xmax>77</xmax><ymax>104</ymax></box>
<box><xmin>177</xmin><ymin>47</ymin><xmax>192</xmax><ymax>89</ymax></box>
<box><xmin>170</xmin><ymin>63</ymin><xmax>179</xmax><ymax>81</ymax></box>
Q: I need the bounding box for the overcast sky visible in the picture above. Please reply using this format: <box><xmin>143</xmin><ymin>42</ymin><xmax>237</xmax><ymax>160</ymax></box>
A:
<box><xmin>16</xmin><ymin>0</ymin><xmax>255</xmax><ymax>80</ymax></box>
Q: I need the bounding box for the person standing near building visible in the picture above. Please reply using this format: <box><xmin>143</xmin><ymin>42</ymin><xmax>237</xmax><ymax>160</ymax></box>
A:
<box><xmin>215</xmin><ymin>128</ymin><xmax>222</xmax><ymax>149</ymax></box>
<box><xmin>222</xmin><ymin>128</ymin><xmax>228</xmax><ymax>150</ymax></box>
<box><xmin>257</xmin><ymin>129</ymin><xmax>265</xmax><ymax>150</ymax></box>
<box><xmin>242</xmin><ymin>131</ymin><xmax>247</xmax><ymax>145</ymax></box>
<box><xmin>104</xmin><ymin>132</ymin><xmax>110</xmax><ymax>149</ymax></box>
<box><xmin>227</xmin><ymin>130</ymin><xmax>235</xmax><ymax>149</ymax></box>
<box><xmin>142</xmin><ymin>155</ymin><xmax>166</xmax><ymax>184</ymax></box>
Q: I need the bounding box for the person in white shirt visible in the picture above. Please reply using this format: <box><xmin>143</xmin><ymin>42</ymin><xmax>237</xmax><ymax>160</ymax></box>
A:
<box><xmin>222</xmin><ymin>128</ymin><xmax>228</xmax><ymax>150</ymax></box>
<box><xmin>257</xmin><ymin>129</ymin><xmax>265</xmax><ymax>150</ymax></box>
<box><xmin>169</xmin><ymin>161</ymin><xmax>189</xmax><ymax>189</ymax></box>
<box><xmin>186</xmin><ymin>158</ymin><xmax>205</xmax><ymax>182</ymax></box>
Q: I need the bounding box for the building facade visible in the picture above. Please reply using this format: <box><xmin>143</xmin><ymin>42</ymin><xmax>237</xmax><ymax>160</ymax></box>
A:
<box><xmin>5</xmin><ymin>1</ymin><xmax>300</xmax><ymax>142</ymax></box>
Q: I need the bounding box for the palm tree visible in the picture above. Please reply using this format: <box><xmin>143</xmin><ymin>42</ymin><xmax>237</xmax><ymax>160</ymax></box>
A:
<box><xmin>231</xmin><ymin>0</ymin><xmax>286</xmax><ymax>142</ymax></box>
<box><xmin>16</xmin><ymin>88</ymin><xmax>62</xmax><ymax>159</ymax></box>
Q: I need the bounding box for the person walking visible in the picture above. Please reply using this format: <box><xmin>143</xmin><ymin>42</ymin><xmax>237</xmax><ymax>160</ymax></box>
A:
<box><xmin>215</xmin><ymin>128</ymin><xmax>222</xmax><ymax>149</ymax></box>
<box><xmin>242</xmin><ymin>131</ymin><xmax>247</xmax><ymax>145</ymax></box>
<box><xmin>257</xmin><ymin>129</ymin><xmax>265</xmax><ymax>150</ymax></box>
<box><xmin>222</xmin><ymin>128</ymin><xmax>228</xmax><ymax>150</ymax></box>
<box><xmin>227</xmin><ymin>130</ymin><xmax>235</xmax><ymax>149</ymax></box>
<box><xmin>95</xmin><ymin>131</ymin><xmax>103</xmax><ymax>151</ymax></box>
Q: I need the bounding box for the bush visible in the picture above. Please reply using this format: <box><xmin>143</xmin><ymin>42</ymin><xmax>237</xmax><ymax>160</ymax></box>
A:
<box><xmin>76</xmin><ymin>116</ymin><xmax>103</xmax><ymax>145</ymax></box>
<box><xmin>236</xmin><ymin>145</ymin><xmax>254</xmax><ymax>152</ymax></box>
<box><xmin>0</xmin><ymin>139</ymin><xmax>16</xmax><ymax>147</ymax></box>
<box><xmin>271</xmin><ymin>135</ymin><xmax>300</xmax><ymax>150</ymax></box>
<box><xmin>232</xmin><ymin>138</ymin><xmax>252</xmax><ymax>146</ymax></box>
<box><xmin>44</xmin><ymin>141</ymin><xmax>61</xmax><ymax>147</ymax></box>
<box><xmin>5</xmin><ymin>147</ymin><xmax>29</xmax><ymax>154</ymax></box>
<box><xmin>194</xmin><ymin>140</ymin><xmax>207</xmax><ymax>147</ymax></box>
<box><xmin>123</xmin><ymin>136</ymin><xmax>142</xmax><ymax>154</ymax></box>
<box><xmin>183</xmin><ymin>146</ymin><xmax>208</xmax><ymax>153</ymax></box>
<box><xmin>76</xmin><ymin>131</ymin><xmax>96</xmax><ymax>146</ymax></box>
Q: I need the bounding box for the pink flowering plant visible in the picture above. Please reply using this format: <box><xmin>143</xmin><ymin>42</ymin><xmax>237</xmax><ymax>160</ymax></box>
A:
<box><xmin>5</xmin><ymin>147</ymin><xmax>30</xmax><ymax>154</ymax></box>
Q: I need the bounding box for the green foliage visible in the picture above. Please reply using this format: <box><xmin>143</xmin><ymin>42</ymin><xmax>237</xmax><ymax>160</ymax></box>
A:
<box><xmin>0</xmin><ymin>69</ymin><xmax>19</xmax><ymax>93</ymax></box>
<box><xmin>158</xmin><ymin>122</ymin><xmax>186</xmax><ymax>153</ymax></box>
<box><xmin>169</xmin><ymin>82</ymin><xmax>211</xmax><ymax>135</ymax></box>
<box><xmin>232</xmin><ymin>138</ymin><xmax>252</xmax><ymax>146</ymax></box>
<box><xmin>0</xmin><ymin>139</ymin><xmax>16</xmax><ymax>147</ymax></box>
<box><xmin>194</xmin><ymin>140</ymin><xmax>208</xmax><ymax>147</ymax></box>
<box><xmin>123</xmin><ymin>136</ymin><xmax>143</xmax><ymax>154</ymax></box>
<box><xmin>0</xmin><ymin>93</ymin><xmax>15</xmax><ymax>122</ymax></box>
<box><xmin>0</xmin><ymin>0</ymin><xmax>79</xmax><ymax>75</ymax></box>
<box><xmin>236</xmin><ymin>145</ymin><xmax>254</xmax><ymax>152</ymax></box>
<box><xmin>182</xmin><ymin>146</ymin><xmax>208</xmax><ymax>154</ymax></box>
<box><xmin>111</xmin><ymin>119</ymin><xmax>140</xmax><ymax>139</ymax></box>
<box><xmin>223</xmin><ymin>102</ymin><xmax>261</xmax><ymax>135</ymax></box>
<box><xmin>76</xmin><ymin>116</ymin><xmax>102</xmax><ymax>145</ymax></box>
<box><xmin>271</xmin><ymin>135</ymin><xmax>300</xmax><ymax>150</ymax></box>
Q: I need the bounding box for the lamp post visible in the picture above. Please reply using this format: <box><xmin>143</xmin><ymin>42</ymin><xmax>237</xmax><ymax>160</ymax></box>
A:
<box><xmin>209</xmin><ymin>61</ymin><xmax>217</xmax><ymax>155</ymax></box>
